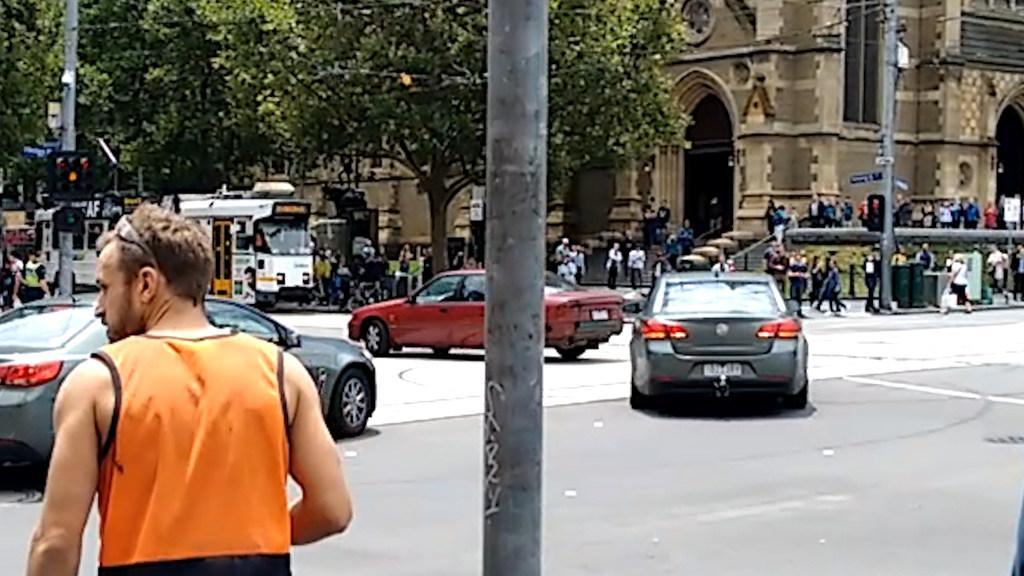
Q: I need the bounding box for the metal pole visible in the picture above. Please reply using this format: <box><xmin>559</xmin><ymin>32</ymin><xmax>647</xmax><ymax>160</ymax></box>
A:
<box><xmin>58</xmin><ymin>0</ymin><xmax>79</xmax><ymax>297</ymax></box>
<box><xmin>483</xmin><ymin>0</ymin><xmax>547</xmax><ymax>570</ymax></box>
<box><xmin>878</xmin><ymin>0</ymin><xmax>899</xmax><ymax>311</ymax></box>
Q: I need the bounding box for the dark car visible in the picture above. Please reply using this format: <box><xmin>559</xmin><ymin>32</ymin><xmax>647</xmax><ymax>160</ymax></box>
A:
<box><xmin>349</xmin><ymin>271</ymin><xmax>624</xmax><ymax>360</ymax></box>
<box><xmin>0</xmin><ymin>297</ymin><xmax>376</xmax><ymax>467</ymax></box>
<box><xmin>629</xmin><ymin>272</ymin><xmax>809</xmax><ymax>410</ymax></box>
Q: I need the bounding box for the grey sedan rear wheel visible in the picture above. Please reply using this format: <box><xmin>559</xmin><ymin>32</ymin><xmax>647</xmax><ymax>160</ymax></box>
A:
<box><xmin>328</xmin><ymin>368</ymin><xmax>372</xmax><ymax>437</ymax></box>
<box><xmin>783</xmin><ymin>380</ymin><xmax>809</xmax><ymax>410</ymax></box>
<box><xmin>629</xmin><ymin>381</ymin><xmax>654</xmax><ymax>411</ymax></box>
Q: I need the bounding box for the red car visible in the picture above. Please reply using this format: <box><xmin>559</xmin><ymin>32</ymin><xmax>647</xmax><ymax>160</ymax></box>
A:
<box><xmin>348</xmin><ymin>271</ymin><xmax>624</xmax><ymax>360</ymax></box>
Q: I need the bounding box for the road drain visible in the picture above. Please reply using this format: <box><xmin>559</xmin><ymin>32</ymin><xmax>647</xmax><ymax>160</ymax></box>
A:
<box><xmin>986</xmin><ymin>436</ymin><xmax>1024</xmax><ymax>445</ymax></box>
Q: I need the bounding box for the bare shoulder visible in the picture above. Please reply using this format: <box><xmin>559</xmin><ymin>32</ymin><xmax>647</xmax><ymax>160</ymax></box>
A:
<box><xmin>54</xmin><ymin>357</ymin><xmax>114</xmax><ymax>424</ymax></box>
<box><xmin>60</xmin><ymin>357</ymin><xmax>113</xmax><ymax>399</ymax></box>
<box><xmin>281</xmin><ymin>350</ymin><xmax>317</xmax><ymax>421</ymax></box>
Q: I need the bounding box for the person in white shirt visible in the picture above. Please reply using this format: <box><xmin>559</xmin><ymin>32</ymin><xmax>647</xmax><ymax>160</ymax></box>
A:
<box><xmin>627</xmin><ymin>246</ymin><xmax>646</xmax><ymax>290</ymax></box>
<box><xmin>987</xmin><ymin>245</ymin><xmax>1009</xmax><ymax>295</ymax></box>
<box><xmin>557</xmin><ymin>255</ymin><xmax>577</xmax><ymax>284</ymax></box>
<box><xmin>606</xmin><ymin>243</ymin><xmax>623</xmax><ymax>289</ymax></box>
<box><xmin>944</xmin><ymin>256</ymin><xmax>973</xmax><ymax>314</ymax></box>
<box><xmin>711</xmin><ymin>254</ymin><xmax>729</xmax><ymax>277</ymax></box>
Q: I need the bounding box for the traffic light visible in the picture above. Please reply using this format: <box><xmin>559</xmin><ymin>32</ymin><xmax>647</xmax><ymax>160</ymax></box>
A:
<box><xmin>48</xmin><ymin>152</ymin><xmax>94</xmax><ymax>200</ymax></box>
<box><xmin>53</xmin><ymin>206</ymin><xmax>85</xmax><ymax>235</ymax></box>
<box><xmin>866</xmin><ymin>193</ymin><xmax>885</xmax><ymax>232</ymax></box>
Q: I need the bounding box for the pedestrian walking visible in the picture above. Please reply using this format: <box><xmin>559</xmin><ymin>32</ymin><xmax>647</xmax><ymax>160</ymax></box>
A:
<box><xmin>572</xmin><ymin>244</ymin><xmax>586</xmax><ymax>285</ymax></box>
<box><xmin>822</xmin><ymin>260</ymin><xmax>846</xmax><ymax>314</ymax></box>
<box><xmin>628</xmin><ymin>245</ymin><xmax>646</xmax><ymax>290</ymax></box>
<box><xmin>26</xmin><ymin>204</ymin><xmax>352</xmax><ymax>576</ymax></box>
<box><xmin>943</xmin><ymin>255</ymin><xmax>973</xmax><ymax>314</ymax></box>
<box><xmin>864</xmin><ymin>251</ymin><xmax>881</xmax><ymax>313</ymax></box>
<box><xmin>606</xmin><ymin>242</ymin><xmax>622</xmax><ymax>289</ymax></box>
<box><xmin>787</xmin><ymin>251</ymin><xmax>809</xmax><ymax>316</ymax></box>
<box><xmin>1014</xmin><ymin>246</ymin><xmax>1024</xmax><ymax>301</ymax></box>
<box><xmin>988</xmin><ymin>245</ymin><xmax>1009</xmax><ymax>296</ymax></box>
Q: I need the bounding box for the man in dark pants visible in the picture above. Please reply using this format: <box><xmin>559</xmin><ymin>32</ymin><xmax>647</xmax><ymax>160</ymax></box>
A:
<box><xmin>864</xmin><ymin>251</ymin><xmax>881</xmax><ymax>313</ymax></box>
<box><xmin>1013</xmin><ymin>246</ymin><xmax>1024</xmax><ymax>301</ymax></box>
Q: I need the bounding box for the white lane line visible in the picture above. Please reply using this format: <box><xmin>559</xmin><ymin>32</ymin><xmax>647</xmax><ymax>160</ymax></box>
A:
<box><xmin>845</xmin><ymin>375</ymin><xmax>1024</xmax><ymax>407</ymax></box>
<box><xmin>843</xmin><ymin>376</ymin><xmax>984</xmax><ymax>400</ymax></box>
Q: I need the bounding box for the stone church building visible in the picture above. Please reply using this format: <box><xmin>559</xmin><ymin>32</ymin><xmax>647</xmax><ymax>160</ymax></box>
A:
<box><xmin>307</xmin><ymin>0</ymin><xmax>1024</xmax><ymax>246</ymax></box>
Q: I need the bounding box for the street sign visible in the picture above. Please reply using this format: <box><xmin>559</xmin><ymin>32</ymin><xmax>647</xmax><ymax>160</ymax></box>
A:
<box><xmin>849</xmin><ymin>171</ymin><xmax>884</xmax><ymax>186</ymax></box>
<box><xmin>1004</xmin><ymin>196</ymin><xmax>1021</xmax><ymax>225</ymax></box>
<box><xmin>875</xmin><ymin>156</ymin><xmax>894</xmax><ymax>166</ymax></box>
<box><xmin>21</xmin><ymin>146</ymin><xmax>48</xmax><ymax>159</ymax></box>
<box><xmin>470</xmin><ymin>198</ymin><xmax>484</xmax><ymax>221</ymax></box>
<box><xmin>895</xmin><ymin>178</ymin><xmax>909</xmax><ymax>191</ymax></box>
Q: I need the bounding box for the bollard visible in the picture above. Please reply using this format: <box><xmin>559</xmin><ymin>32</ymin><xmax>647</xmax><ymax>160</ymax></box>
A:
<box><xmin>848</xmin><ymin>263</ymin><xmax>857</xmax><ymax>299</ymax></box>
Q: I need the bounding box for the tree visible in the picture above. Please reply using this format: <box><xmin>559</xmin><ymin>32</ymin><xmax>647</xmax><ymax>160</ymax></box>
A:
<box><xmin>291</xmin><ymin>0</ymin><xmax>686</xmax><ymax>271</ymax></box>
<box><xmin>77</xmin><ymin>0</ymin><xmax>298</xmax><ymax>192</ymax></box>
<box><xmin>0</xmin><ymin>0</ymin><xmax>60</xmax><ymax>183</ymax></box>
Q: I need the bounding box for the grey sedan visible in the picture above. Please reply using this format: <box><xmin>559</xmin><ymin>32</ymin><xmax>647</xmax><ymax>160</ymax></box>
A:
<box><xmin>0</xmin><ymin>297</ymin><xmax>376</xmax><ymax>467</ymax></box>
<box><xmin>629</xmin><ymin>272</ymin><xmax>809</xmax><ymax>410</ymax></box>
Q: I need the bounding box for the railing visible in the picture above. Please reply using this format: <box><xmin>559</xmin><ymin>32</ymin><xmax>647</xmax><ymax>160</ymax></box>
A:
<box><xmin>732</xmin><ymin>234</ymin><xmax>775</xmax><ymax>272</ymax></box>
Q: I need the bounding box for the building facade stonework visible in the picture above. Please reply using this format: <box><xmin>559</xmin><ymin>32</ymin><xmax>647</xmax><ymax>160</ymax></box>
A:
<box><xmin>302</xmin><ymin>0</ymin><xmax>1024</xmax><ymax>247</ymax></box>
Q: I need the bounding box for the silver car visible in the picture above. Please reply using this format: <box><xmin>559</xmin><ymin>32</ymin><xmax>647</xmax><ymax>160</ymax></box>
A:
<box><xmin>629</xmin><ymin>272</ymin><xmax>809</xmax><ymax>410</ymax></box>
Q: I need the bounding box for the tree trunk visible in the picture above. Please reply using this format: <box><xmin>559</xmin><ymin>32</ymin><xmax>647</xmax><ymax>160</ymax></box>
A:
<box><xmin>427</xmin><ymin>182</ymin><xmax>450</xmax><ymax>272</ymax></box>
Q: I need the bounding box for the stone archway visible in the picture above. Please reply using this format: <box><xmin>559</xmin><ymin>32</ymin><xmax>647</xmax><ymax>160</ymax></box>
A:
<box><xmin>684</xmin><ymin>94</ymin><xmax>735</xmax><ymax>237</ymax></box>
<box><xmin>997</xmin><ymin>99</ymin><xmax>1024</xmax><ymax>216</ymax></box>
<box><xmin>673</xmin><ymin>70</ymin><xmax>737</xmax><ymax>238</ymax></box>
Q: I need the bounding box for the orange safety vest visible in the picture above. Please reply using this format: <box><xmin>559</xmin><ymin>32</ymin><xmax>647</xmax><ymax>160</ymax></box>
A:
<box><xmin>93</xmin><ymin>332</ymin><xmax>291</xmax><ymax>575</ymax></box>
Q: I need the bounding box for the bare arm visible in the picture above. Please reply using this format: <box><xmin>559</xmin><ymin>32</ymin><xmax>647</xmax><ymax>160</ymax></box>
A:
<box><xmin>26</xmin><ymin>360</ymin><xmax>106</xmax><ymax>576</ymax></box>
<box><xmin>285</xmin><ymin>352</ymin><xmax>353</xmax><ymax>545</ymax></box>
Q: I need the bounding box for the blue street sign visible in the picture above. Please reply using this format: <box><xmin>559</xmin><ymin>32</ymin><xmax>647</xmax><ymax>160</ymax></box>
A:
<box><xmin>20</xmin><ymin>146</ymin><xmax>47</xmax><ymax>159</ymax></box>
<box><xmin>849</xmin><ymin>171</ymin><xmax>884</xmax><ymax>186</ymax></box>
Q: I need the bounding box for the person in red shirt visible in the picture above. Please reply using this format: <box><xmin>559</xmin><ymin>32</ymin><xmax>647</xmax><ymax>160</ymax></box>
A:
<box><xmin>985</xmin><ymin>201</ymin><xmax>999</xmax><ymax>229</ymax></box>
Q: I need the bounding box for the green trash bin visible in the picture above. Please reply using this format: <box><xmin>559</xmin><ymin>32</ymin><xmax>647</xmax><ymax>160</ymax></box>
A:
<box><xmin>893</xmin><ymin>264</ymin><xmax>911</xmax><ymax>309</ymax></box>
<box><xmin>909</xmin><ymin>262</ymin><xmax>926</xmax><ymax>308</ymax></box>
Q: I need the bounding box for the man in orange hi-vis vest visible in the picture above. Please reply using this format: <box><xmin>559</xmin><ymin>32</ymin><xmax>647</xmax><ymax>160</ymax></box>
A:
<box><xmin>26</xmin><ymin>203</ymin><xmax>352</xmax><ymax>576</ymax></box>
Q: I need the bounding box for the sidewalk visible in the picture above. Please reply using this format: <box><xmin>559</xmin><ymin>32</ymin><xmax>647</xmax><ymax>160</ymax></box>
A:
<box><xmin>799</xmin><ymin>297</ymin><xmax>1024</xmax><ymax>318</ymax></box>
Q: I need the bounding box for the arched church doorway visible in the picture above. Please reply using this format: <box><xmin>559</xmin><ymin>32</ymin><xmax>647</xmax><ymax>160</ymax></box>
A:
<box><xmin>684</xmin><ymin>95</ymin><xmax>734</xmax><ymax>237</ymax></box>
<box><xmin>997</xmin><ymin>102</ymin><xmax>1024</xmax><ymax>220</ymax></box>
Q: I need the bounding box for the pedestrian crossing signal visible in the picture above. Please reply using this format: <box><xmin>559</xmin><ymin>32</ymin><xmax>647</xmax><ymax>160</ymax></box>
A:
<box><xmin>48</xmin><ymin>152</ymin><xmax>94</xmax><ymax>200</ymax></box>
<box><xmin>866</xmin><ymin>194</ymin><xmax>885</xmax><ymax>232</ymax></box>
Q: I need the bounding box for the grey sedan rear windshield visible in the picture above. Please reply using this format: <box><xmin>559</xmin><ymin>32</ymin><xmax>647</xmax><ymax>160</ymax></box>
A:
<box><xmin>656</xmin><ymin>280</ymin><xmax>780</xmax><ymax>316</ymax></box>
<box><xmin>0</xmin><ymin>307</ymin><xmax>97</xmax><ymax>350</ymax></box>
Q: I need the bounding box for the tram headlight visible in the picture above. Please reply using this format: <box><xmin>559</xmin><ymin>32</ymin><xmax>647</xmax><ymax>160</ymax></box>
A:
<box><xmin>276</xmin><ymin>273</ymin><xmax>285</xmax><ymax>285</ymax></box>
<box><xmin>302</xmin><ymin>272</ymin><xmax>311</xmax><ymax>285</ymax></box>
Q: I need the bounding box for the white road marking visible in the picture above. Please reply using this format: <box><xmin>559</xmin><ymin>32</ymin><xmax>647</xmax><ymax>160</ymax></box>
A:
<box><xmin>845</xmin><ymin>375</ymin><xmax>1024</xmax><ymax>407</ymax></box>
<box><xmin>843</xmin><ymin>376</ymin><xmax>984</xmax><ymax>400</ymax></box>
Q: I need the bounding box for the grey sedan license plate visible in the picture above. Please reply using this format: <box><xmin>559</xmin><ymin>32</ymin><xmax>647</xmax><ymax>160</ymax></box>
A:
<box><xmin>702</xmin><ymin>363</ymin><xmax>743</xmax><ymax>377</ymax></box>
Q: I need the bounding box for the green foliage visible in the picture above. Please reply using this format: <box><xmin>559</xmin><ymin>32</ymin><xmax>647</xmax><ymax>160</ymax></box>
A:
<box><xmin>291</xmin><ymin>0</ymin><xmax>687</xmax><ymax>267</ymax></box>
<box><xmin>0</xmin><ymin>0</ymin><xmax>60</xmax><ymax>175</ymax></box>
<box><xmin>5</xmin><ymin>0</ymin><xmax>686</xmax><ymax>269</ymax></box>
<box><xmin>77</xmin><ymin>0</ymin><xmax>298</xmax><ymax>191</ymax></box>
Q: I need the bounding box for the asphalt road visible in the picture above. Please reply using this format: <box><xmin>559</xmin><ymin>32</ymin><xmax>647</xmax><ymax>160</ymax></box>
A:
<box><xmin>4</xmin><ymin>310</ymin><xmax>1024</xmax><ymax>574</ymax></box>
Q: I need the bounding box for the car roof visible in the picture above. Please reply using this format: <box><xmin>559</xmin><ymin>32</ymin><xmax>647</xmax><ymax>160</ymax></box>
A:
<box><xmin>14</xmin><ymin>294</ymin><xmax>240</xmax><ymax>309</ymax></box>
<box><xmin>659</xmin><ymin>271</ymin><xmax>775</xmax><ymax>282</ymax></box>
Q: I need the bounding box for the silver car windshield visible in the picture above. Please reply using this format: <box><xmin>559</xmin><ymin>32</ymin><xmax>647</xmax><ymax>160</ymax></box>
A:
<box><xmin>656</xmin><ymin>280</ymin><xmax>781</xmax><ymax>316</ymax></box>
<box><xmin>0</xmin><ymin>306</ymin><xmax>98</xmax><ymax>350</ymax></box>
